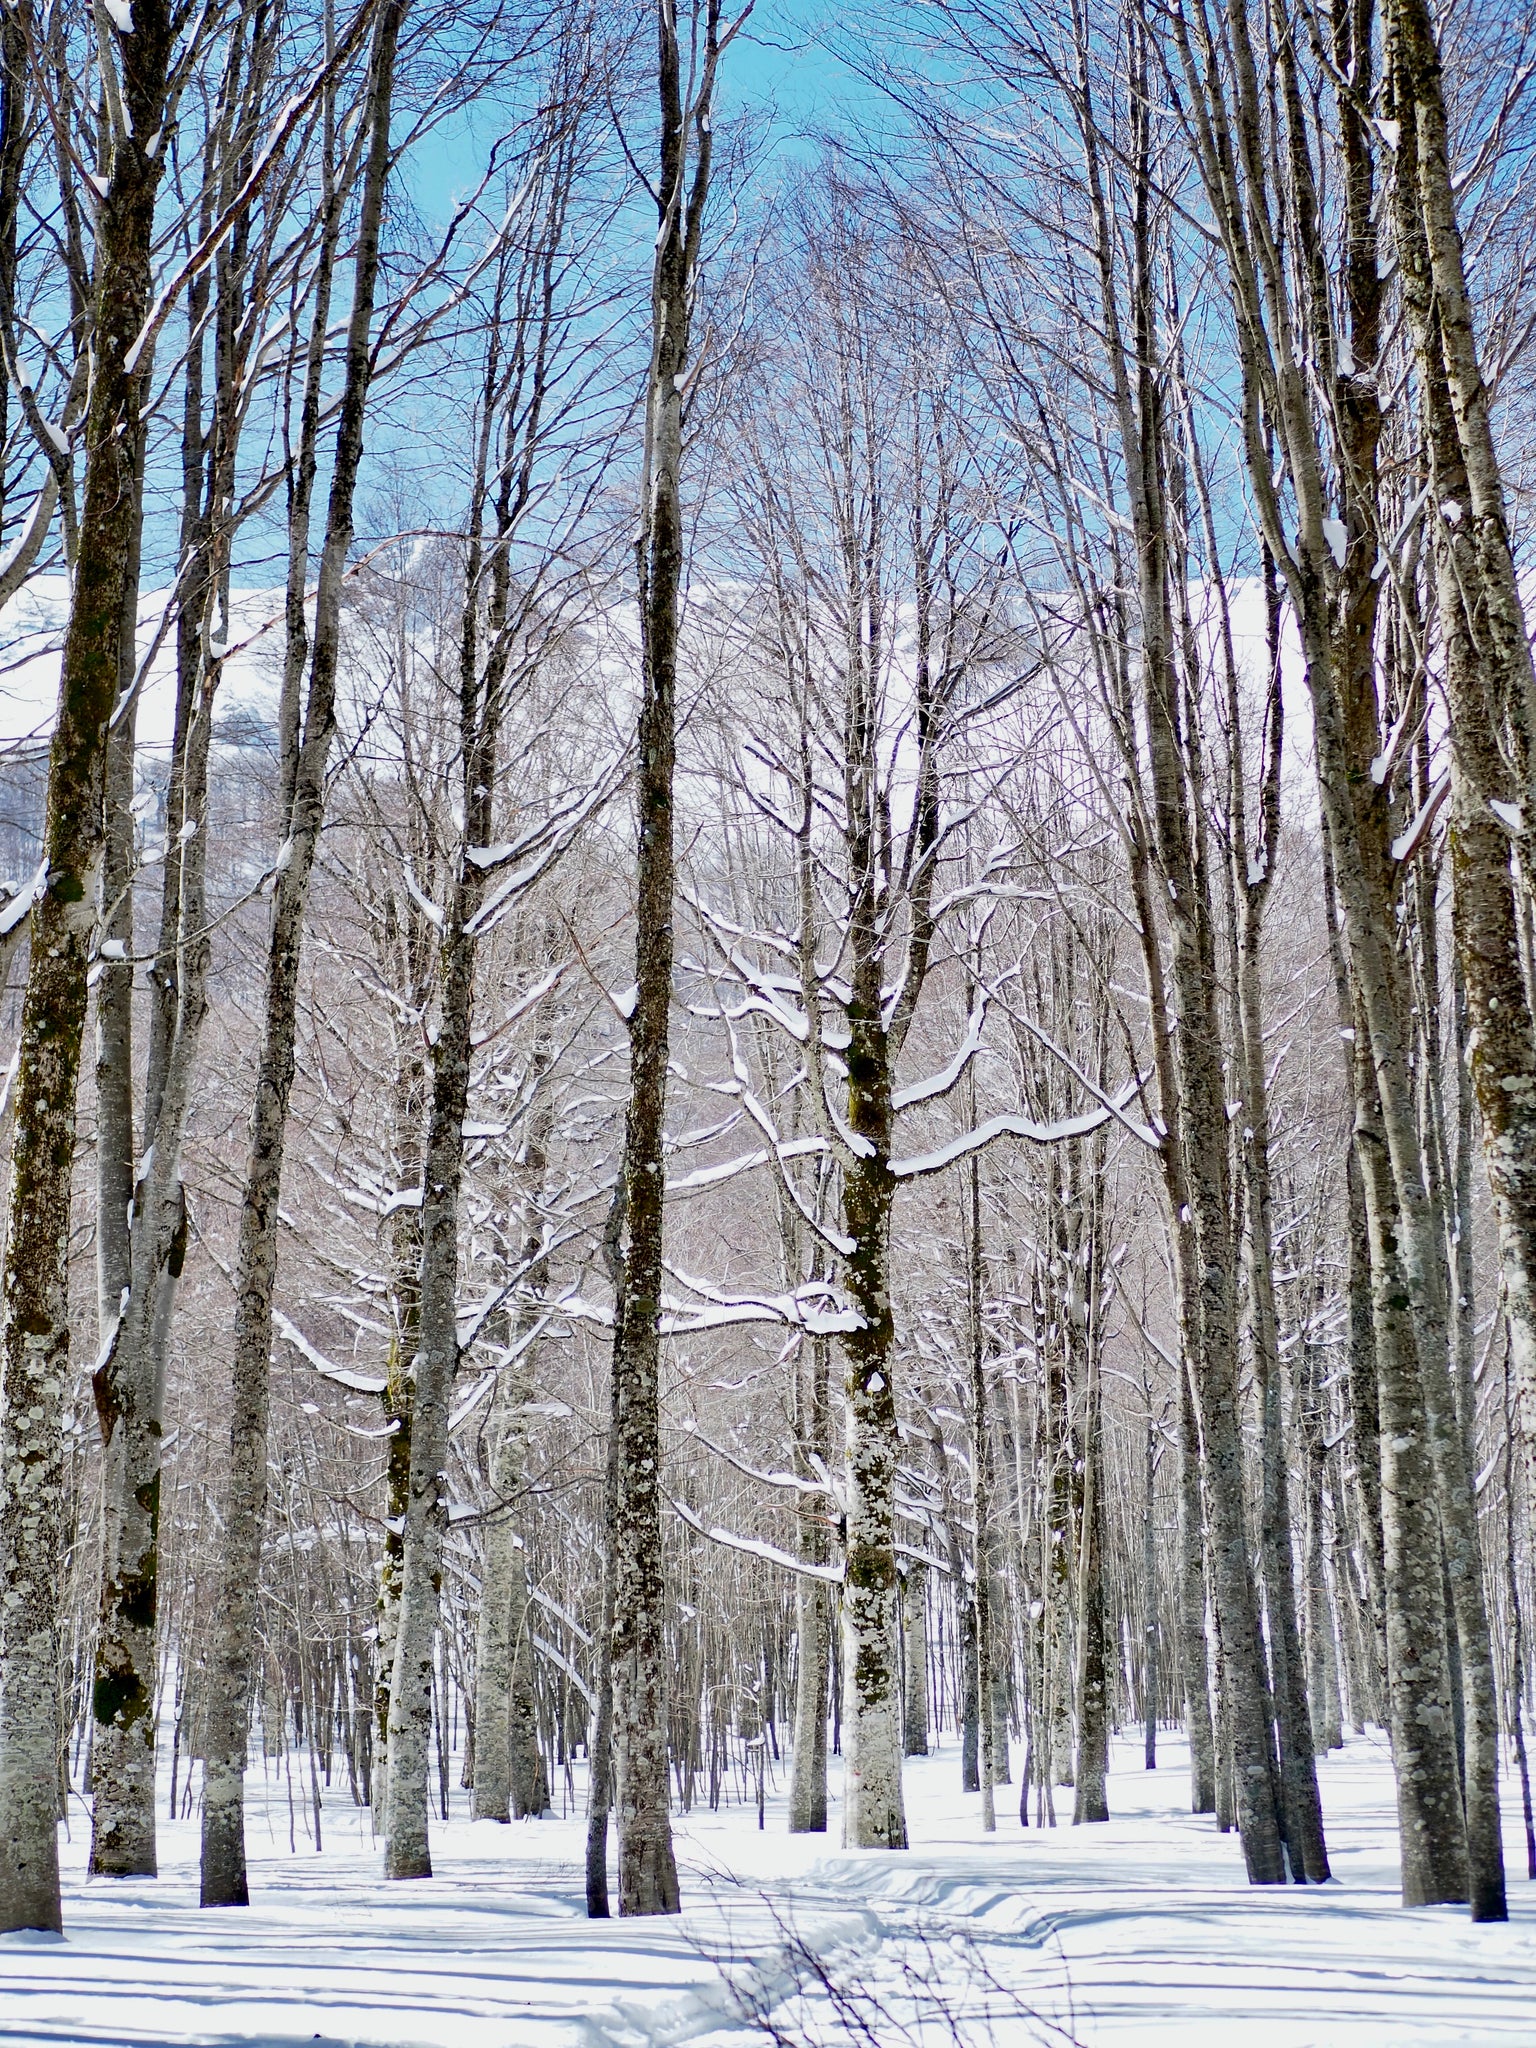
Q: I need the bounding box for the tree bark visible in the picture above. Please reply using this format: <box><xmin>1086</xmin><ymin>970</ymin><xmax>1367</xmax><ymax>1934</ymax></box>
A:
<box><xmin>971</xmin><ymin>1156</ymin><xmax>997</xmax><ymax>1832</ymax></box>
<box><xmin>384</xmin><ymin>872</ymin><xmax>483</xmax><ymax>1877</ymax></box>
<box><xmin>90</xmin><ymin>35</ymin><xmax>270</xmax><ymax>1869</ymax></box>
<box><xmin>1232</xmin><ymin>747</ymin><xmax>1329</xmax><ymax>1877</ymax></box>
<box><xmin>606</xmin><ymin>0</ymin><xmax>732</xmax><ymax>1918</ymax></box>
<box><xmin>199</xmin><ymin>0</ymin><xmax>403</xmax><ymax>1905</ymax></box>
<box><xmin>585</xmin><ymin>1381</ymin><xmax>618</xmax><ymax>1915</ymax></box>
<box><xmin>1142</xmin><ymin>1408</ymin><xmax>1159</xmax><ymax>1771</ymax></box>
<box><xmin>1177</xmin><ymin>1364</ymin><xmax>1216</xmax><ymax>1813</ymax></box>
<box><xmin>474</xmin><ymin>1038</ymin><xmax>556</xmax><ymax>1824</ymax></box>
<box><xmin>902</xmin><ymin>1565</ymin><xmax>929</xmax><ymax>1760</ymax></box>
<box><xmin>1385</xmin><ymin>18</ymin><xmax>1513</xmax><ymax>1920</ymax></box>
<box><xmin>839</xmin><ymin>1137</ymin><xmax>907</xmax><ymax>1848</ymax></box>
<box><xmin>1072</xmin><ymin>1335</ymin><xmax>1108</xmax><ymax>1824</ymax></box>
<box><xmin>0</xmin><ymin>0</ymin><xmax>173</xmax><ymax>1934</ymax></box>
<box><xmin>87</xmin><ymin>447</ymin><xmax>151</xmax><ymax>1878</ymax></box>
<box><xmin>1079</xmin><ymin>30</ymin><xmax>1284</xmax><ymax>1875</ymax></box>
<box><xmin>790</xmin><ymin>1335</ymin><xmax>831</xmax><ymax>1829</ymax></box>
<box><xmin>1172</xmin><ymin>0</ymin><xmax>1480</xmax><ymax>1906</ymax></box>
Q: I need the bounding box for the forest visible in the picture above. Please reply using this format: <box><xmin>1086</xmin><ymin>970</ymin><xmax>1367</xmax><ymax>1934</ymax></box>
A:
<box><xmin>2</xmin><ymin>0</ymin><xmax>1536</xmax><ymax>2039</ymax></box>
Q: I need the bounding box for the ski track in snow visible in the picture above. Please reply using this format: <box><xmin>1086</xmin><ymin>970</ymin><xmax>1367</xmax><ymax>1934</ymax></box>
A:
<box><xmin>2</xmin><ymin>1734</ymin><xmax>1534</xmax><ymax>2046</ymax></box>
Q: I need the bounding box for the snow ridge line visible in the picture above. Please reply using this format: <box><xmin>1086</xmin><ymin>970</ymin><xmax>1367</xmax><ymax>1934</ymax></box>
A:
<box><xmin>575</xmin><ymin>1847</ymin><xmax>1083</xmax><ymax>2048</ymax></box>
<box><xmin>577</xmin><ymin>1889</ymin><xmax>883</xmax><ymax>2048</ymax></box>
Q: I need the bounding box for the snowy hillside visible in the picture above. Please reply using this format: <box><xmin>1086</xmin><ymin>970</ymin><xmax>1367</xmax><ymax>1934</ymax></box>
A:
<box><xmin>0</xmin><ymin>579</ymin><xmax>287</xmax><ymax>755</ymax></box>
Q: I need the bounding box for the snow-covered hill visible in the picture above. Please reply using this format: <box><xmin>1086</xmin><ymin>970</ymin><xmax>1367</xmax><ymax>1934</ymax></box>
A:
<box><xmin>0</xmin><ymin>579</ymin><xmax>286</xmax><ymax>756</ymax></box>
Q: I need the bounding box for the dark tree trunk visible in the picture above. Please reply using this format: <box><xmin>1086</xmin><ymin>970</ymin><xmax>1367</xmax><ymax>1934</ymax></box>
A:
<box><xmin>790</xmin><ymin>1335</ymin><xmax>832</xmax><ymax>1829</ymax></box>
<box><xmin>1073</xmin><ymin>1341</ymin><xmax>1108</xmax><ymax>1824</ymax></box>
<box><xmin>0</xmin><ymin>0</ymin><xmax>173</xmax><ymax>1934</ymax></box>
<box><xmin>199</xmin><ymin>0</ymin><xmax>403</xmax><ymax>1907</ymax></box>
<box><xmin>606</xmin><ymin>0</ymin><xmax>735</xmax><ymax>1915</ymax></box>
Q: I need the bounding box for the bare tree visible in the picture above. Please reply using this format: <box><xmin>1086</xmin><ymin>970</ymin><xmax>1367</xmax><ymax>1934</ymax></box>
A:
<box><xmin>200</xmin><ymin>0</ymin><xmax>407</xmax><ymax>1907</ymax></box>
<box><xmin>601</xmin><ymin>0</ymin><xmax>746</xmax><ymax>1918</ymax></box>
<box><xmin>0</xmin><ymin>0</ymin><xmax>188</xmax><ymax>1934</ymax></box>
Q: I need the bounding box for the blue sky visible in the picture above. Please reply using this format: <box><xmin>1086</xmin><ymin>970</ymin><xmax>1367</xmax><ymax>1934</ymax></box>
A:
<box><xmin>408</xmin><ymin>2</ymin><xmax>884</xmax><ymax>228</ymax></box>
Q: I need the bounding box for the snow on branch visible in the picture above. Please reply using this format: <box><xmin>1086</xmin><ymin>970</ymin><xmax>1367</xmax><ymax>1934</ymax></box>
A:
<box><xmin>892</xmin><ymin>993</ymin><xmax>989</xmax><ymax>1111</ymax></box>
<box><xmin>447</xmin><ymin>1366</ymin><xmax>496</xmax><ymax>1436</ymax></box>
<box><xmin>1011</xmin><ymin>1008</ymin><xmax>1159</xmax><ymax>1143</ymax></box>
<box><xmin>0</xmin><ymin>861</ymin><xmax>47</xmax><ymax>950</ymax></box>
<box><xmin>401</xmin><ymin>857</ymin><xmax>444</xmax><ymax>932</ymax></box>
<box><xmin>1391</xmin><ymin>770</ymin><xmax>1450</xmax><ymax>864</ymax></box>
<box><xmin>663</xmin><ymin>1264</ymin><xmax>863</xmax><ymax>1335</ymax></box>
<box><xmin>470</xmin><ymin>958</ymin><xmax>566</xmax><ymax>1048</ymax></box>
<box><xmin>464</xmin><ymin>763</ymin><xmax>622</xmax><ymax>937</ymax></box>
<box><xmin>274</xmin><ymin>1310</ymin><xmax>387</xmax><ymax>1394</ymax></box>
<box><xmin>679</xmin><ymin>1416</ymin><xmax>831</xmax><ymax>1495</ymax></box>
<box><xmin>668</xmin><ymin>1493</ymin><xmax>843</xmax><ymax>1583</ymax></box>
<box><xmin>891</xmin><ymin>1078</ymin><xmax>1142</xmax><ymax>1179</ymax></box>
<box><xmin>666</xmin><ymin>1132</ymin><xmax>827</xmax><ymax>1196</ymax></box>
<box><xmin>530</xmin><ymin>1583</ymin><xmax>590</xmax><ymax>1646</ymax></box>
<box><xmin>456</xmin><ymin>1265</ymin><xmax>570</xmax><ymax>1355</ymax></box>
<box><xmin>533</xmin><ymin>1632</ymin><xmax>594</xmax><ymax>1709</ymax></box>
<box><xmin>0</xmin><ymin>476</ymin><xmax>59</xmax><ymax>609</ymax></box>
<box><xmin>554</xmin><ymin>1267</ymin><xmax>862</xmax><ymax>1339</ymax></box>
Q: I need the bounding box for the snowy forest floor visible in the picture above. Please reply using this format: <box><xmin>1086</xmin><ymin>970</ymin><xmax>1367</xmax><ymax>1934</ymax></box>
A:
<box><xmin>4</xmin><ymin>1733</ymin><xmax>1536</xmax><ymax>2046</ymax></box>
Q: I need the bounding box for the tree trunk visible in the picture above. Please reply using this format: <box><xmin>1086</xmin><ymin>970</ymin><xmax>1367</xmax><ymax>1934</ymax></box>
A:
<box><xmin>585</xmin><ymin>1403</ymin><xmax>618</xmax><ymax>1915</ymax></box>
<box><xmin>373</xmin><ymin>895</ymin><xmax>428</xmax><ymax>1818</ymax></box>
<box><xmin>840</xmin><ymin>1144</ymin><xmax>907</xmax><ymax>1848</ymax></box>
<box><xmin>384</xmin><ymin>764</ymin><xmax>492</xmax><ymax>1879</ymax></box>
<box><xmin>199</xmin><ymin>1</ymin><xmax>402</xmax><ymax>1905</ymax></box>
<box><xmin>971</xmin><ymin>1157</ymin><xmax>996</xmax><ymax>1833</ymax></box>
<box><xmin>384</xmin><ymin>239</ymin><xmax>537</xmax><ymax>1873</ymax></box>
<box><xmin>1225</xmin><ymin>584</ymin><xmax>1329</xmax><ymax>1882</ymax></box>
<box><xmin>960</xmin><ymin>1595</ymin><xmax>980</xmax><ymax>1795</ymax></box>
<box><xmin>1390</xmin><ymin>0</ymin><xmax>1536</xmax><ymax>1924</ymax></box>
<box><xmin>1143</xmin><ymin>1406</ymin><xmax>1159</xmax><ymax>1770</ymax></box>
<box><xmin>790</xmin><ymin>1335</ymin><xmax>831</xmax><ymax>1830</ymax></box>
<box><xmin>902</xmin><ymin>1566</ymin><xmax>928</xmax><ymax>1760</ymax></box>
<box><xmin>474</xmin><ymin>1422</ymin><xmax>534</xmax><ymax>1823</ymax></box>
<box><xmin>1072</xmin><ymin>1339</ymin><xmax>1108</xmax><ymax>1824</ymax></box>
<box><xmin>1173</xmin><ymin>0</ymin><xmax>1481</xmax><ymax>1907</ymax></box>
<box><xmin>1177</xmin><ymin>1362</ymin><xmax>1216</xmax><ymax>1812</ymax></box>
<box><xmin>87</xmin><ymin>461</ymin><xmax>152</xmax><ymax>1879</ymax></box>
<box><xmin>90</xmin><ymin>639</ymin><xmax>215</xmax><ymax>1881</ymax></box>
<box><xmin>474</xmin><ymin>1045</ymin><xmax>556</xmax><ymax>1825</ymax></box>
<box><xmin>90</xmin><ymin>51</ymin><xmax>265</xmax><ymax>1866</ymax></box>
<box><xmin>1083</xmin><ymin>45</ymin><xmax>1284</xmax><ymax>1875</ymax></box>
<box><xmin>790</xmin><ymin>1571</ymin><xmax>830</xmax><ymax>1832</ymax></box>
<box><xmin>0</xmin><ymin>0</ymin><xmax>173</xmax><ymax>1933</ymax></box>
<box><xmin>1355</xmin><ymin>1059</ymin><xmax>1470</xmax><ymax>1905</ymax></box>
<box><xmin>604</xmin><ymin>0</ymin><xmax>733</xmax><ymax>1919</ymax></box>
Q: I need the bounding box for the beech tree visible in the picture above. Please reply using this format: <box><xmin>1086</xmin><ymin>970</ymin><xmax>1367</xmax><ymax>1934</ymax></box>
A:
<box><xmin>597</xmin><ymin>0</ymin><xmax>748</xmax><ymax>1919</ymax></box>
<box><xmin>200</xmin><ymin>0</ymin><xmax>408</xmax><ymax>1908</ymax></box>
<box><xmin>2</xmin><ymin>0</ymin><xmax>1536</xmax><ymax>1959</ymax></box>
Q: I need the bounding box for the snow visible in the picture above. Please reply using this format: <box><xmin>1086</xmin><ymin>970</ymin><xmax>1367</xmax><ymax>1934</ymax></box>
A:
<box><xmin>273</xmin><ymin>1309</ymin><xmax>387</xmax><ymax>1395</ymax></box>
<box><xmin>0</xmin><ymin>861</ymin><xmax>46</xmax><ymax>937</ymax></box>
<box><xmin>891</xmin><ymin>1087</ymin><xmax>1139</xmax><ymax>1179</ymax></box>
<box><xmin>0</xmin><ymin>579</ymin><xmax>285</xmax><ymax>755</ymax></box>
<box><xmin>9</xmin><ymin>1733</ymin><xmax>1536</xmax><ymax>2045</ymax></box>
<box><xmin>1391</xmin><ymin>770</ymin><xmax>1451</xmax><ymax>864</ymax></box>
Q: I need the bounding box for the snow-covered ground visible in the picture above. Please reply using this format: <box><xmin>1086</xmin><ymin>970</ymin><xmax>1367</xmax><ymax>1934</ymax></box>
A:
<box><xmin>4</xmin><ymin>1733</ymin><xmax>1535</xmax><ymax>2046</ymax></box>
